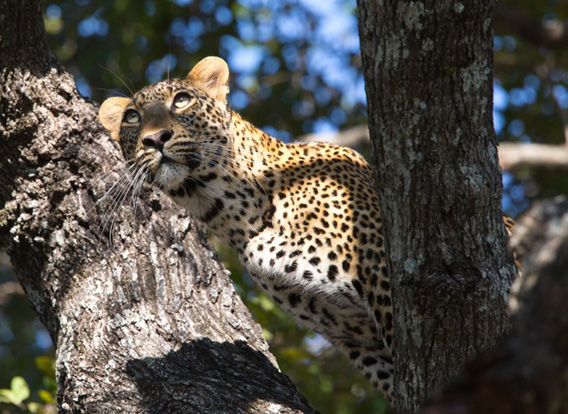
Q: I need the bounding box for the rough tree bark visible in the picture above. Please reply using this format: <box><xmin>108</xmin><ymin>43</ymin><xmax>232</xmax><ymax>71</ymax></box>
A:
<box><xmin>357</xmin><ymin>1</ymin><xmax>517</xmax><ymax>412</ymax></box>
<box><xmin>422</xmin><ymin>197</ymin><xmax>568</xmax><ymax>414</ymax></box>
<box><xmin>0</xmin><ymin>1</ymin><xmax>314</xmax><ymax>413</ymax></box>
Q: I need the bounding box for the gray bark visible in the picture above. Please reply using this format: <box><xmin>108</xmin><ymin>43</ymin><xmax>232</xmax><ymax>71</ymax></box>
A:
<box><xmin>356</xmin><ymin>1</ymin><xmax>517</xmax><ymax>412</ymax></box>
<box><xmin>0</xmin><ymin>1</ymin><xmax>314</xmax><ymax>413</ymax></box>
<box><xmin>422</xmin><ymin>197</ymin><xmax>568</xmax><ymax>414</ymax></box>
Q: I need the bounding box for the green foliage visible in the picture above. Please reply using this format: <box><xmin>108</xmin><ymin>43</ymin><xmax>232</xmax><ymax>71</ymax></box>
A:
<box><xmin>0</xmin><ymin>377</ymin><xmax>30</xmax><ymax>406</ymax></box>
<box><xmin>0</xmin><ymin>360</ymin><xmax>56</xmax><ymax>414</ymax></box>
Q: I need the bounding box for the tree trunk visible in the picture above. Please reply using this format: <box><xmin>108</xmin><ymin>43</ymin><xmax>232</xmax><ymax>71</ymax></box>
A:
<box><xmin>422</xmin><ymin>197</ymin><xmax>568</xmax><ymax>414</ymax></box>
<box><xmin>0</xmin><ymin>1</ymin><xmax>314</xmax><ymax>413</ymax></box>
<box><xmin>357</xmin><ymin>1</ymin><xmax>517</xmax><ymax>411</ymax></box>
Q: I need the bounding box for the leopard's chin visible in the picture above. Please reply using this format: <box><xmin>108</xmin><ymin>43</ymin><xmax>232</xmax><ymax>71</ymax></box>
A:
<box><xmin>153</xmin><ymin>159</ymin><xmax>190</xmax><ymax>190</ymax></box>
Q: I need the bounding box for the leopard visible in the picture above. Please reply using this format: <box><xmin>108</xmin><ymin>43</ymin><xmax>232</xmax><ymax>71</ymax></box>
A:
<box><xmin>98</xmin><ymin>56</ymin><xmax>516</xmax><ymax>405</ymax></box>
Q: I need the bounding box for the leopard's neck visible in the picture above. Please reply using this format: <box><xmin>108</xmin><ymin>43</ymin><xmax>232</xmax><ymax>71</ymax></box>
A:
<box><xmin>177</xmin><ymin>112</ymin><xmax>289</xmax><ymax>252</ymax></box>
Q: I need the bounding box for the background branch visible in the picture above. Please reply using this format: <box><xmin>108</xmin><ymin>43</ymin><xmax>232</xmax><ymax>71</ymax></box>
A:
<box><xmin>494</xmin><ymin>7</ymin><xmax>568</xmax><ymax>49</ymax></box>
<box><xmin>298</xmin><ymin>127</ymin><xmax>568</xmax><ymax>171</ymax></box>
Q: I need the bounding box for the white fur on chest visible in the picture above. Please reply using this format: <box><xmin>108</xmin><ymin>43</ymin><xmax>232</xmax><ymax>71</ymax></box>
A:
<box><xmin>242</xmin><ymin>231</ymin><xmax>366</xmax><ymax>314</ymax></box>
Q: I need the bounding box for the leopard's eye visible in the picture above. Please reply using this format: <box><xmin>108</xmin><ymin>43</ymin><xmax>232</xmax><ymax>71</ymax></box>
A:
<box><xmin>173</xmin><ymin>93</ymin><xmax>193</xmax><ymax>109</ymax></box>
<box><xmin>123</xmin><ymin>109</ymin><xmax>140</xmax><ymax>124</ymax></box>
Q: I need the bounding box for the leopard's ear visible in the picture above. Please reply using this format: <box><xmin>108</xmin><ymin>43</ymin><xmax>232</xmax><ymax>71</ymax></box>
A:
<box><xmin>187</xmin><ymin>57</ymin><xmax>230</xmax><ymax>104</ymax></box>
<box><xmin>99</xmin><ymin>97</ymin><xmax>131</xmax><ymax>141</ymax></box>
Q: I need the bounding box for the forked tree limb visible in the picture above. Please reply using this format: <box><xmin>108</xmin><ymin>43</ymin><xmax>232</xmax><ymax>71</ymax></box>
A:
<box><xmin>0</xmin><ymin>1</ymin><xmax>314</xmax><ymax>413</ymax></box>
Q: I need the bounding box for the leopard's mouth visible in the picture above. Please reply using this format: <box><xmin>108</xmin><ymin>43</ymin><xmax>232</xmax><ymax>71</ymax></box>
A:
<box><xmin>146</xmin><ymin>151</ymin><xmax>203</xmax><ymax>190</ymax></box>
<box><xmin>159</xmin><ymin>149</ymin><xmax>202</xmax><ymax>171</ymax></box>
<box><xmin>160</xmin><ymin>155</ymin><xmax>181</xmax><ymax>166</ymax></box>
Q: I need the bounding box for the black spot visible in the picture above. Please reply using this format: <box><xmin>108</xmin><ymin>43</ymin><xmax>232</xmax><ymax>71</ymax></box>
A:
<box><xmin>202</xmin><ymin>198</ymin><xmax>224</xmax><ymax>222</ymax></box>
<box><xmin>377</xmin><ymin>370</ymin><xmax>390</xmax><ymax>380</ymax></box>
<box><xmin>185</xmin><ymin>152</ymin><xmax>202</xmax><ymax>170</ymax></box>
<box><xmin>322</xmin><ymin>307</ymin><xmax>337</xmax><ymax>324</ymax></box>
<box><xmin>352</xmin><ymin>280</ymin><xmax>363</xmax><ymax>297</ymax></box>
<box><xmin>276</xmin><ymin>250</ymin><xmax>286</xmax><ymax>259</ymax></box>
<box><xmin>289</xmin><ymin>250</ymin><xmax>302</xmax><ymax>258</ymax></box>
<box><xmin>349</xmin><ymin>351</ymin><xmax>360</xmax><ymax>360</ymax></box>
<box><xmin>381</xmin><ymin>281</ymin><xmax>391</xmax><ymax>291</ymax></box>
<box><xmin>284</xmin><ymin>261</ymin><xmax>298</xmax><ymax>273</ymax></box>
<box><xmin>261</xmin><ymin>204</ymin><xmax>276</xmax><ymax>229</ymax></box>
<box><xmin>327</xmin><ymin>265</ymin><xmax>338</xmax><ymax>282</ymax></box>
<box><xmin>199</xmin><ymin>172</ymin><xmax>217</xmax><ymax>182</ymax></box>
<box><xmin>371</xmin><ymin>273</ymin><xmax>378</xmax><ymax>287</ymax></box>
<box><xmin>386</xmin><ymin>312</ymin><xmax>393</xmax><ymax>330</ymax></box>
<box><xmin>308</xmin><ymin>297</ymin><xmax>317</xmax><ymax>314</ymax></box>
<box><xmin>272</xmin><ymin>296</ymin><xmax>283</xmax><ymax>304</ymax></box>
<box><xmin>183</xmin><ymin>178</ymin><xmax>197</xmax><ymax>196</ymax></box>
<box><xmin>309</xmin><ymin>257</ymin><xmax>321</xmax><ymax>266</ymax></box>
<box><xmin>288</xmin><ymin>293</ymin><xmax>302</xmax><ymax>307</ymax></box>
<box><xmin>342</xmin><ymin>260</ymin><xmax>350</xmax><ymax>272</ymax></box>
<box><xmin>374</xmin><ymin>310</ymin><xmax>382</xmax><ymax>323</ymax></box>
<box><xmin>379</xmin><ymin>355</ymin><xmax>394</xmax><ymax>364</ymax></box>
<box><xmin>327</xmin><ymin>252</ymin><xmax>337</xmax><ymax>261</ymax></box>
<box><xmin>303</xmin><ymin>270</ymin><xmax>313</xmax><ymax>280</ymax></box>
<box><xmin>362</xmin><ymin>356</ymin><xmax>378</xmax><ymax>366</ymax></box>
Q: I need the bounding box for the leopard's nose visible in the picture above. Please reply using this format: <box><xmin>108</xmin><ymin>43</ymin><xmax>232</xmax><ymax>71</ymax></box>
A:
<box><xmin>142</xmin><ymin>129</ymin><xmax>172</xmax><ymax>152</ymax></box>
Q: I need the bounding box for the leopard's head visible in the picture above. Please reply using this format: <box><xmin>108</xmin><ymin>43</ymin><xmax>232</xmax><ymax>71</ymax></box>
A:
<box><xmin>98</xmin><ymin>57</ymin><xmax>232</xmax><ymax>192</ymax></box>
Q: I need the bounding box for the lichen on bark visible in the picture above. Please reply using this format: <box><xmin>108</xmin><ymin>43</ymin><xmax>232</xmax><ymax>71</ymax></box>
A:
<box><xmin>0</xmin><ymin>1</ymin><xmax>314</xmax><ymax>413</ymax></box>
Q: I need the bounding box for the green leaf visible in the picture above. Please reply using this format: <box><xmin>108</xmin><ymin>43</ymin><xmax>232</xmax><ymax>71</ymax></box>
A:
<box><xmin>257</xmin><ymin>295</ymin><xmax>275</xmax><ymax>312</ymax></box>
<box><xmin>27</xmin><ymin>402</ymin><xmax>42</xmax><ymax>413</ymax></box>
<box><xmin>11</xmin><ymin>376</ymin><xmax>30</xmax><ymax>404</ymax></box>
<box><xmin>35</xmin><ymin>356</ymin><xmax>56</xmax><ymax>379</ymax></box>
<box><xmin>39</xmin><ymin>389</ymin><xmax>54</xmax><ymax>404</ymax></box>
<box><xmin>0</xmin><ymin>389</ymin><xmax>15</xmax><ymax>404</ymax></box>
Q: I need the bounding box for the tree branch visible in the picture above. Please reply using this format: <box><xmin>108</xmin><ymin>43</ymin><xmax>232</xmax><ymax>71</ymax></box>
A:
<box><xmin>0</xmin><ymin>1</ymin><xmax>314</xmax><ymax>412</ymax></box>
<box><xmin>298</xmin><ymin>128</ymin><xmax>568</xmax><ymax>171</ymax></box>
<box><xmin>494</xmin><ymin>7</ymin><xmax>568</xmax><ymax>49</ymax></box>
<box><xmin>498</xmin><ymin>142</ymin><xmax>568</xmax><ymax>171</ymax></box>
